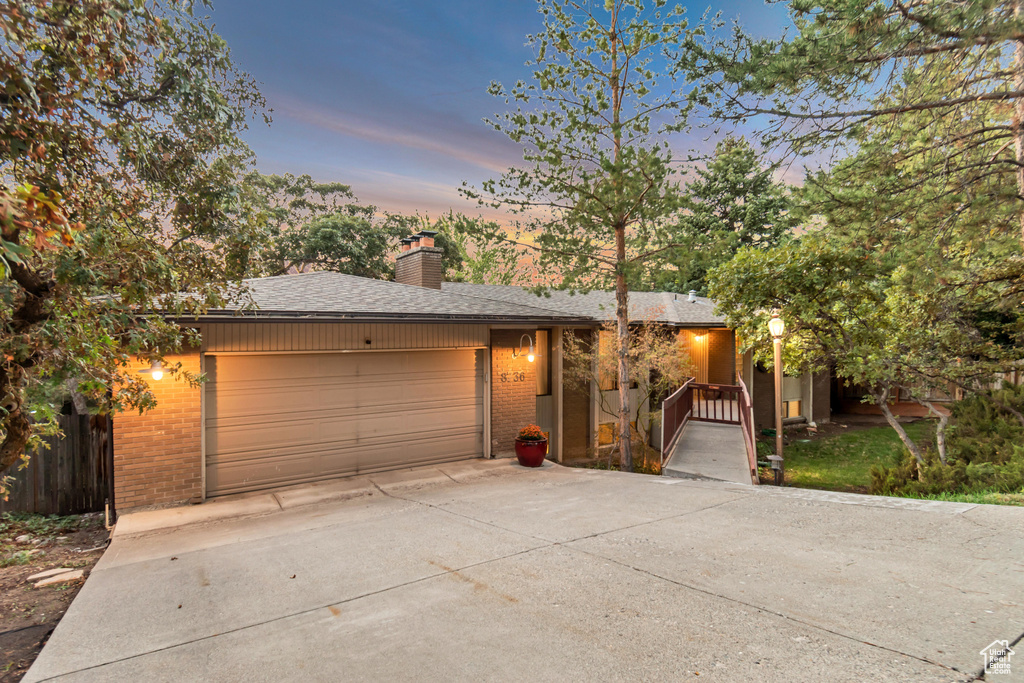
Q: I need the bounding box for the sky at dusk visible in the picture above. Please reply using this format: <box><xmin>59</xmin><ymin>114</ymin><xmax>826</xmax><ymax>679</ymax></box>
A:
<box><xmin>210</xmin><ymin>0</ymin><xmax>793</xmax><ymax>221</ymax></box>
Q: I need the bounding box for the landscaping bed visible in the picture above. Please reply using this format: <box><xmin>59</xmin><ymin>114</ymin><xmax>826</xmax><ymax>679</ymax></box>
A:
<box><xmin>0</xmin><ymin>513</ymin><xmax>108</xmax><ymax>682</ymax></box>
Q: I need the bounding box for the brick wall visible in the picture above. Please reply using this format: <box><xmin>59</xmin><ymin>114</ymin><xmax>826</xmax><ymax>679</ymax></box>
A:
<box><xmin>706</xmin><ymin>329</ymin><xmax>736</xmax><ymax>385</ymax></box>
<box><xmin>113</xmin><ymin>352</ymin><xmax>203</xmax><ymax>509</ymax></box>
<box><xmin>395</xmin><ymin>247</ymin><xmax>443</xmax><ymax>289</ymax></box>
<box><xmin>490</xmin><ymin>329</ymin><xmax>538</xmax><ymax>457</ymax></box>
<box><xmin>562</xmin><ymin>329</ymin><xmax>592</xmax><ymax>459</ymax></box>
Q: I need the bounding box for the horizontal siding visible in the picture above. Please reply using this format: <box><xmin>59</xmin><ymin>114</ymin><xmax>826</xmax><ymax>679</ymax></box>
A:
<box><xmin>200</xmin><ymin>322</ymin><xmax>489</xmax><ymax>353</ymax></box>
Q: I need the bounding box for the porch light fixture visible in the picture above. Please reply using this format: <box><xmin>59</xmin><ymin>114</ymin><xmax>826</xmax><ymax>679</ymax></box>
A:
<box><xmin>767</xmin><ymin>311</ymin><xmax>785</xmax><ymax>483</ymax></box>
<box><xmin>513</xmin><ymin>334</ymin><xmax>537</xmax><ymax>363</ymax></box>
<box><xmin>139</xmin><ymin>360</ymin><xmax>164</xmax><ymax>381</ymax></box>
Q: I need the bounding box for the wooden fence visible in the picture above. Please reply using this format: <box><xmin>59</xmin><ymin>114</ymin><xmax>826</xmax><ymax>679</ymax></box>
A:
<box><xmin>0</xmin><ymin>415</ymin><xmax>113</xmax><ymax>516</ymax></box>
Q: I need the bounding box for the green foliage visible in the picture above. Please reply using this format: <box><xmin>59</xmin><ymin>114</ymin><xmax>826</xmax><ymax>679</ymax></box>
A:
<box><xmin>226</xmin><ymin>173</ymin><xmax>421</xmax><ymax>280</ymax></box>
<box><xmin>0</xmin><ymin>511</ymin><xmax>98</xmax><ymax>538</ymax></box>
<box><xmin>464</xmin><ymin>0</ymin><xmax>699</xmax><ymax>471</ymax></box>
<box><xmin>464</xmin><ymin>0</ymin><xmax>696</xmax><ymax>292</ymax></box>
<box><xmin>0</xmin><ymin>0</ymin><xmax>266</xmax><ymax>479</ymax></box>
<box><xmin>707</xmin><ymin>57</ymin><xmax>1024</xmax><ymax>466</ymax></box>
<box><xmin>0</xmin><ymin>549</ymin><xmax>34</xmax><ymax>568</ymax></box>
<box><xmin>783</xmin><ymin>421</ymin><xmax>934</xmax><ymax>493</ymax></box>
<box><xmin>654</xmin><ymin>137</ymin><xmax>793</xmax><ymax>294</ymax></box>
<box><xmin>870</xmin><ymin>449</ymin><xmax>1024</xmax><ymax>498</ymax></box>
<box><xmin>562</xmin><ymin>320</ymin><xmax>693</xmax><ymax>447</ymax></box>
<box><xmin>431</xmin><ymin>213</ymin><xmax>521</xmax><ymax>285</ymax></box>
<box><xmin>871</xmin><ymin>387</ymin><xmax>1024</xmax><ymax>497</ymax></box>
<box><xmin>947</xmin><ymin>384</ymin><xmax>1024</xmax><ymax>466</ymax></box>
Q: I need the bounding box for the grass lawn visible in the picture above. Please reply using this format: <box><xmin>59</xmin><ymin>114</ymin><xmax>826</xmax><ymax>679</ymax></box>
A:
<box><xmin>762</xmin><ymin>420</ymin><xmax>1024</xmax><ymax>506</ymax></box>
<box><xmin>774</xmin><ymin>420</ymin><xmax>934</xmax><ymax>494</ymax></box>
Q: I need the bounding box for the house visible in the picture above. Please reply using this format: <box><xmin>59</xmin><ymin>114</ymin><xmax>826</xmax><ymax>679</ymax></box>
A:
<box><xmin>113</xmin><ymin>231</ymin><xmax>801</xmax><ymax>511</ymax></box>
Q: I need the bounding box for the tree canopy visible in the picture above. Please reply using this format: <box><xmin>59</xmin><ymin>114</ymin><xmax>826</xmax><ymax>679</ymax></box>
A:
<box><xmin>0</xmin><ymin>0</ymin><xmax>265</xmax><ymax>480</ymax></box>
<box><xmin>707</xmin><ymin>58</ymin><xmax>1024</xmax><ymax>462</ymax></box>
<box><xmin>464</xmin><ymin>0</ymin><xmax>697</xmax><ymax>471</ymax></box>
<box><xmin>691</xmin><ymin>0</ymin><xmax>1024</xmax><ymax>243</ymax></box>
<box><xmin>654</xmin><ymin>136</ymin><xmax>793</xmax><ymax>294</ymax></box>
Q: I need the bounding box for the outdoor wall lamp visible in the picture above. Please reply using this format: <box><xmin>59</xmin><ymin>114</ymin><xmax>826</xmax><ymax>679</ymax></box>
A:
<box><xmin>513</xmin><ymin>334</ymin><xmax>537</xmax><ymax>363</ymax></box>
<box><xmin>139</xmin><ymin>360</ymin><xmax>164</xmax><ymax>381</ymax></box>
<box><xmin>768</xmin><ymin>311</ymin><xmax>785</xmax><ymax>483</ymax></box>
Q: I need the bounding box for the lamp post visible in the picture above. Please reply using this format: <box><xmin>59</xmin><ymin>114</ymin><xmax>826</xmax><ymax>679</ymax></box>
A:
<box><xmin>768</xmin><ymin>312</ymin><xmax>785</xmax><ymax>484</ymax></box>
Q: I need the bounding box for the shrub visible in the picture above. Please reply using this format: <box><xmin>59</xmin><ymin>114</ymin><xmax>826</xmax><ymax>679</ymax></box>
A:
<box><xmin>517</xmin><ymin>424</ymin><xmax>546</xmax><ymax>441</ymax></box>
<box><xmin>870</xmin><ymin>384</ymin><xmax>1024</xmax><ymax>497</ymax></box>
<box><xmin>946</xmin><ymin>383</ymin><xmax>1024</xmax><ymax>465</ymax></box>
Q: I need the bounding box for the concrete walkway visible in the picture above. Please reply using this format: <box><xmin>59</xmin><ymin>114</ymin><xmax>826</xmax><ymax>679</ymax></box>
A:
<box><xmin>664</xmin><ymin>421</ymin><xmax>753</xmax><ymax>484</ymax></box>
<box><xmin>25</xmin><ymin>460</ymin><xmax>1024</xmax><ymax>682</ymax></box>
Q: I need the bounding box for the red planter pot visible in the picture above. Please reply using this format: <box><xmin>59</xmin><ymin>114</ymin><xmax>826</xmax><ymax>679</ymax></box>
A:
<box><xmin>514</xmin><ymin>438</ymin><xmax>548</xmax><ymax>467</ymax></box>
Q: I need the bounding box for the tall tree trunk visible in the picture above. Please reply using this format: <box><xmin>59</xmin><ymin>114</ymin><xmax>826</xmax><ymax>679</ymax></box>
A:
<box><xmin>876</xmin><ymin>387</ymin><xmax>924</xmax><ymax>464</ymax></box>
<box><xmin>1015</xmin><ymin>0</ymin><xmax>1024</xmax><ymax>243</ymax></box>
<box><xmin>0</xmin><ymin>365</ymin><xmax>31</xmax><ymax>473</ymax></box>
<box><xmin>608</xmin><ymin>6</ymin><xmax>632</xmax><ymax>472</ymax></box>
<box><xmin>615</xmin><ymin>250</ymin><xmax>633</xmax><ymax>471</ymax></box>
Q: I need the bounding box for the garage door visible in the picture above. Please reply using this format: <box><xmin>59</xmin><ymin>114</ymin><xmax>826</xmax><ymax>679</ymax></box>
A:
<box><xmin>205</xmin><ymin>349</ymin><xmax>484</xmax><ymax>496</ymax></box>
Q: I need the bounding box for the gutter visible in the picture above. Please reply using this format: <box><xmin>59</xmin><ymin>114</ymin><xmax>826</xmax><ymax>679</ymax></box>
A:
<box><xmin>167</xmin><ymin>312</ymin><xmax>599</xmax><ymax>326</ymax></box>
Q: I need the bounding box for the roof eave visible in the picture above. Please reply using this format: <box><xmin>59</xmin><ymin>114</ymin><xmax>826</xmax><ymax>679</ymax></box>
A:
<box><xmin>169</xmin><ymin>311</ymin><xmax>598</xmax><ymax>326</ymax></box>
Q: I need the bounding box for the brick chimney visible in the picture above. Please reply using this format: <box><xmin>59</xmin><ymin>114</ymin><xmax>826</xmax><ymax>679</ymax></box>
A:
<box><xmin>395</xmin><ymin>230</ymin><xmax>443</xmax><ymax>289</ymax></box>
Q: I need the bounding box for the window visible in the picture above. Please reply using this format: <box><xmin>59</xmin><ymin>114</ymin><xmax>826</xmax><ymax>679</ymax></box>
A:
<box><xmin>535</xmin><ymin>329</ymin><xmax>551</xmax><ymax>396</ymax></box>
<box><xmin>597</xmin><ymin>329</ymin><xmax>637</xmax><ymax>390</ymax></box>
<box><xmin>598</xmin><ymin>330</ymin><xmax>616</xmax><ymax>391</ymax></box>
<box><xmin>783</xmin><ymin>400</ymin><xmax>802</xmax><ymax>419</ymax></box>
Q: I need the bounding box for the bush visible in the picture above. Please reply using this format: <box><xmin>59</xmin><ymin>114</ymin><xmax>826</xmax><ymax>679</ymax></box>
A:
<box><xmin>870</xmin><ymin>384</ymin><xmax>1024</xmax><ymax>497</ymax></box>
<box><xmin>947</xmin><ymin>383</ymin><xmax>1024</xmax><ymax>465</ymax></box>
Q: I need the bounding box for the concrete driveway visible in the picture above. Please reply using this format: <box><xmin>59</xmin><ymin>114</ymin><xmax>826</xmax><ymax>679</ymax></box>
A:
<box><xmin>25</xmin><ymin>460</ymin><xmax>1024</xmax><ymax>682</ymax></box>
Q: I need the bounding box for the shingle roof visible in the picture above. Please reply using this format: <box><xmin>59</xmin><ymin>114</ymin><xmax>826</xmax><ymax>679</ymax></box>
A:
<box><xmin>441</xmin><ymin>282</ymin><xmax>727</xmax><ymax>327</ymax></box>
<box><xmin>195</xmin><ymin>271</ymin><xmax>593</xmax><ymax>323</ymax></box>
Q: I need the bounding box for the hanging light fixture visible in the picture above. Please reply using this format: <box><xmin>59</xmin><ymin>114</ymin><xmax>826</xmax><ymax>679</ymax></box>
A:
<box><xmin>139</xmin><ymin>360</ymin><xmax>164</xmax><ymax>381</ymax></box>
<box><xmin>513</xmin><ymin>334</ymin><xmax>538</xmax><ymax>363</ymax></box>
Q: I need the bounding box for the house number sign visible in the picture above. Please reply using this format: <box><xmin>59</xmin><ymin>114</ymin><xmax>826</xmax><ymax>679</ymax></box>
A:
<box><xmin>500</xmin><ymin>372</ymin><xmax>527</xmax><ymax>383</ymax></box>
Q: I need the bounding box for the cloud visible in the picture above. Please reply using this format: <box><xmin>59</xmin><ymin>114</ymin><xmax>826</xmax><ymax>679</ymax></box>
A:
<box><xmin>273</xmin><ymin>93</ymin><xmax>518</xmax><ymax>174</ymax></box>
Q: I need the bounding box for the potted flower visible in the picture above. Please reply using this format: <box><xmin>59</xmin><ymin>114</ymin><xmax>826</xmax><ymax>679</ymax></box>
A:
<box><xmin>514</xmin><ymin>424</ymin><xmax>548</xmax><ymax>467</ymax></box>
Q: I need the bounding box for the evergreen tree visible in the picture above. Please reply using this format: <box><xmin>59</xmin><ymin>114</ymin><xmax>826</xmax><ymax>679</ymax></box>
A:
<box><xmin>464</xmin><ymin>0</ymin><xmax>696</xmax><ymax>471</ymax></box>
<box><xmin>655</xmin><ymin>136</ymin><xmax>792</xmax><ymax>294</ymax></box>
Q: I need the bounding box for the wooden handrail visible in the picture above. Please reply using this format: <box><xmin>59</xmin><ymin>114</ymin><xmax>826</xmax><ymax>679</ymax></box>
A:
<box><xmin>736</xmin><ymin>372</ymin><xmax>760</xmax><ymax>485</ymax></box>
<box><xmin>660</xmin><ymin>378</ymin><xmax>694</xmax><ymax>466</ymax></box>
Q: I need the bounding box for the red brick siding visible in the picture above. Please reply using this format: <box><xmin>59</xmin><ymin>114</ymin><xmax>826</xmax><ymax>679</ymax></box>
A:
<box><xmin>562</xmin><ymin>329</ymin><xmax>592</xmax><ymax>459</ymax></box>
<box><xmin>113</xmin><ymin>352</ymin><xmax>203</xmax><ymax>509</ymax></box>
<box><xmin>490</xmin><ymin>329</ymin><xmax>538</xmax><ymax>457</ymax></box>
<box><xmin>394</xmin><ymin>247</ymin><xmax>443</xmax><ymax>289</ymax></box>
<box><xmin>706</xmin><ymin>329</ymin><xmax>736</xmax><ymax>385</ymax></box>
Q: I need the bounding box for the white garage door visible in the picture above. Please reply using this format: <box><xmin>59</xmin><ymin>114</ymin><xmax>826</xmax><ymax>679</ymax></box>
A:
<box><xmin>205</xmin><ymin>349</ymin><xmax>484</xmax><ymax>497</ymax></box>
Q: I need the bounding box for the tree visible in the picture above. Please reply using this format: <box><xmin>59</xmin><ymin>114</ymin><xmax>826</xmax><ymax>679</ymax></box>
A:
<box><xmin>429</xmin><ymin>213</ymin><xmax>521</xmax><ymax>285</ymax></box>
<box><xmin>227</xmin><ymin>173</ymin><xmax>418</xmax><ymax>280</ymax></box>
<box><xmin>708</xmin><ymin>64</ymin><xmax>1024</xmax><ymax>463</ymax></box>
<box><xmin>0</xmin><ymin>1</ymin><xmax>265</xmax><ymax>481</ymax></box>
<box><xmin>463</xmin><ymin>0</ymin><xmax>696</xmax><ymax>471</ymax></box>
<box><xmin>654</xmin><ymin>136</ymin><xmax>793</xmax><ymax>294</ymax></box>
<box><xmin>691</xmin><ymin>0</ymin><xmax>1024</xmax><ymax>244</ymax></box>
<box><xmin>695</xmin><ymin>1</ymin><xmax>1024</xmax><ymax>462</ymax></box>
<box><xmin>562</xmin><ymin>316</ymin><xmax>693</xmax><ymax>470</ymax></box>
